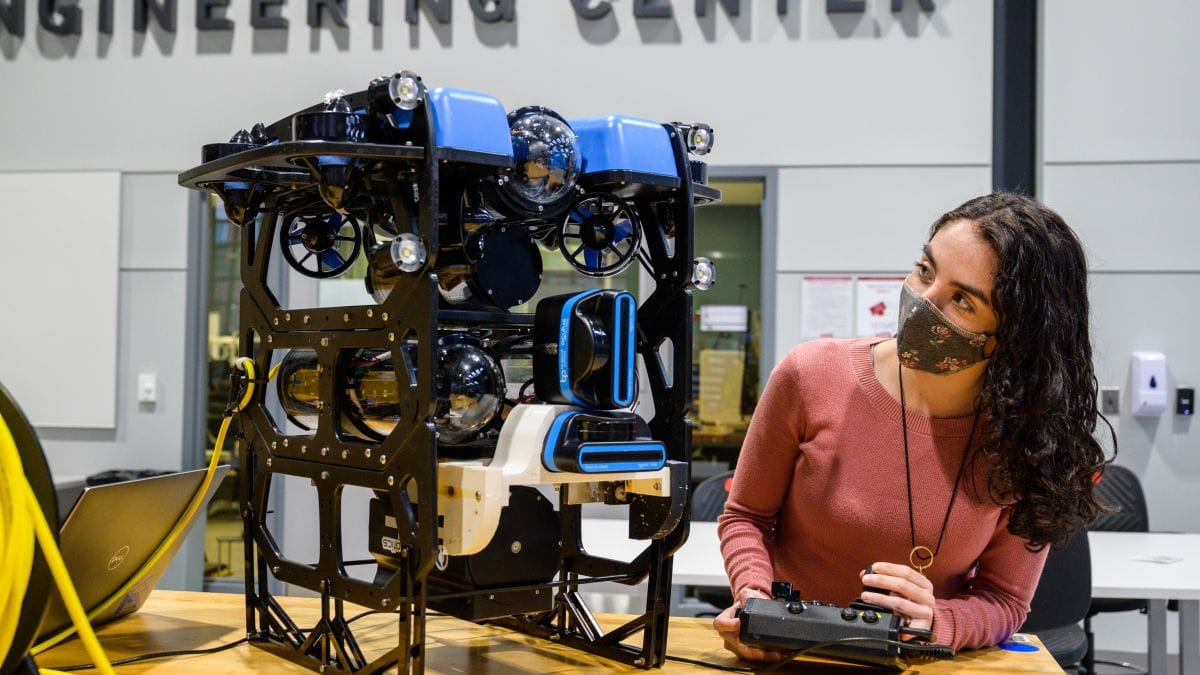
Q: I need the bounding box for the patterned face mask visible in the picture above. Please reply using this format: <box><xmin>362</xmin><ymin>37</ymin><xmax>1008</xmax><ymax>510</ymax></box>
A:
<box><xmin>895</xmin><ymin>281</ymin><xmax>991</xmax><ymax>375</ymax></box>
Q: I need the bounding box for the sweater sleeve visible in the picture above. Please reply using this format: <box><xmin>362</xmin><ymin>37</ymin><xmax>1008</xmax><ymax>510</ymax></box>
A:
<box><xmin>716</xmin><ymin>348</ymin><xmax>808</xmax><ymax>598</ymax></box>
<box><xmin>931</xmin><ymin>510</ymin><xmax>1049</xmax><ymax>651</ymax></box>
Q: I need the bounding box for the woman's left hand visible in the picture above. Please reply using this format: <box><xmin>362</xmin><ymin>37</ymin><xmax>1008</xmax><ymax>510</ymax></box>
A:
<box><xmin>859</xmin><ymin>561</ymin><xmax>936</xmax><ymax>634</ymax></box>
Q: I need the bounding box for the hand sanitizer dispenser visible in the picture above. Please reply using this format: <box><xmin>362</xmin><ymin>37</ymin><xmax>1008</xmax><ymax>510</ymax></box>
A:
<box><xmin>1131</xmin><ymin>350</ymin><xmax>1168</xmax><ymax>417</ymax></box>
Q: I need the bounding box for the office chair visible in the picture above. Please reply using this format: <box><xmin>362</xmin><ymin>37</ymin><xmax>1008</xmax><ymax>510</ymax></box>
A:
<box><xmin>690</xmin><ymin>470</ymin><xmax>735</xmax><ymax>616</ymax></box>
<box><xmin>1019</xmin><ymin>525</ymin><xmax>1092</xmax><ymax>671</ymax></box>
<box><xmin>1084</xmin><ymin>465</ymin><xmax>1151</xmax><ymax>675</ymax></box>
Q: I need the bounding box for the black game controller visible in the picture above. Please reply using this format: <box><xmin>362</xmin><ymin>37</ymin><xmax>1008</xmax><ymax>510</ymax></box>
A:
<box><xmin>736</xmin><ymin>578</ymin><xmax>953</xmax><ymax>670</ymax></box>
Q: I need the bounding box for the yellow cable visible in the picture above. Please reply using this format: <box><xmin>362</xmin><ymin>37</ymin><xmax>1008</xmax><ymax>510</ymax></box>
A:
<box><xmin>30</xmin><ymin>356</ymin><xmax>261</xmax><ymax>662</ymax></box>
<box><xmin>0</xmin><ymin>408</ymin><xmax>115</xmax><ymax>674</ymax></box>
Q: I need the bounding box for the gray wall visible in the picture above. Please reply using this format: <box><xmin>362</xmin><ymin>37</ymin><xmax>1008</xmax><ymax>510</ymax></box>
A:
<box><xmin>1040</xmin><ymin>0</ymin><xmax>1200</xmax><ymax>654</ymax></box>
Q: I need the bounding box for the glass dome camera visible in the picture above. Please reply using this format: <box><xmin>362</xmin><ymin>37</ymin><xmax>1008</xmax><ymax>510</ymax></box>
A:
<box><xmin>276</xmin><ymin>334</ymin><xmax>505</xmax><ymax>446</ymax></box>
<box><xmin>488</xmin><ymin>106</ymin><xmax>581</xmax><ymax>219</ymax></box>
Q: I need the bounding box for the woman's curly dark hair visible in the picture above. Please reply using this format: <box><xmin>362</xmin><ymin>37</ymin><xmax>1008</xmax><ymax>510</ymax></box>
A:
<box><xmin>930</xmin><ymin>192</ymin><xmax>1114</xmax><ymax>549</ymax></box>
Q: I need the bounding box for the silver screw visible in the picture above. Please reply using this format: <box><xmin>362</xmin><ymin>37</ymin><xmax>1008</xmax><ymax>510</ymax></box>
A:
<box><xmin>341</xmin><ymin>449</ymin><xmax>348</xmax><ymax>459</ymax></box>
<box><xmin>272</xmin><ymin>565</ymin><xmax>280</xmax><ymax>574</ymax></box>
<box><xmin>285</xmin><ymin>312</ymin><xmax>292</xmax><ymax>321</ymax></box>
<box><xmin>320</xmin><ymin>471</ymin><xmax>329</xmax><ymax>480</ymax></box>
<box><xmin>271</xmin><ymin>441</ymin><xmax>278</xmax><ymax>450</ymax></box>
<box><xmin>634</xmin><ymin>658</ymin><xmax>646</xmax><ymax>667</ymax></box>
<box><xmin>267</xmin><ymin>335</ymin><xmax>273</xmax><ymax>343</ymax></box>
<box><xmin>282</xmin><ymin>438</ymin><xmax>289</xmax><ymax>447</ymax></box>
<box><xmin>382</xmin><ymin>312</ymin><xmax>389</xmax><ymax>321</ymax></box>
<box><xmin>321</xmin><ymin>447</ymin><xmax>329</xmax><ymax>456</ymax></box>
<box><xmin>301</xmin><ymin>445</ymin><xmax>308</xmax><ymax>454</ymax></box>
<box><xmin>510</xmin><ymin>541</ymin><xmax>522</xmax><ymax>554</ymax></box>
<box><xmin>365</xmin><ymin>448</ymin><xmax>372</xmax><ymax>458</ymax></box>
<box><xmin>388</xmin><ymin>476</ymin><xmax>395</xmax><ymax>486</ymax></box>
<box><xmin>303</xmin><ymin>315</ymin><xmax>310</xmax><ymax>324</ymax></box>
<box><xmin>382</xmin><ymin>598</ymin><xmax>389</xmax><ymax>606</ymax></box>
<box><xmin>273</xmin><ymin>317</ymin><xmax>279</xmax><ymax>326</ymax></box>
<box><xmin>320</xmin><ymin>337</ymin><xmax>330</xmax><ymax>347</ymax></box>
<box><xmin>266</xmin><ymin>458</ymin><xmax>272</xmax><ymax>467</ymax></box>
<box><xmin>380</xmin><ymin>454</ymin><xmax>387</xmax><ymax>465</ymax></box>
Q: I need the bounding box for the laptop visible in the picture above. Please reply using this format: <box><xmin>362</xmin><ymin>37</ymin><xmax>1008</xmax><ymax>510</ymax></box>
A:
<box><xmin>37</xmin><ymin>465</ymin><xmax>230</xmax><ymax>640</ymax></box>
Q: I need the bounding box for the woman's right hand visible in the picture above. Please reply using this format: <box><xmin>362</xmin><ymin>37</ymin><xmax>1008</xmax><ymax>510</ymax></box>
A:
<box><xmin>712</xmin><ymin>588</ymin><xmax>790</xmax><ymax>663</ymax></box>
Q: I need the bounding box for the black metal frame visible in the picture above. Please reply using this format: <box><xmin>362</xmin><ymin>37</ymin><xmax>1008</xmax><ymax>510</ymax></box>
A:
<box><xmin>179</xmin><ymin>90</ymin><xmax>712</xmax><ymax>673</ymax></box>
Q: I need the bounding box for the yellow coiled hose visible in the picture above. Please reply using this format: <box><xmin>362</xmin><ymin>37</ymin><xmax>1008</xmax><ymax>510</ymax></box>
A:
<box><xmin>1</xmin><ymin>356</ymin><xmax>265</xmax><ymax>673</ymax></box>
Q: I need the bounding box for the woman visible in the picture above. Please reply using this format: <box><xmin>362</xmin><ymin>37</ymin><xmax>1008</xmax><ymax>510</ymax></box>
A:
<box><xmin>714</xmin><ymin>192</ymin><xmax>1112</xmax><ymax>659</ymax></box>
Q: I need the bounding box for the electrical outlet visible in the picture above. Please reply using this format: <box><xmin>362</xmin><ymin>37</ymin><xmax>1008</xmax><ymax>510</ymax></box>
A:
<box><xmin>1101</xmin><ymin>387</ymin><xmax>1120</xmax><ymax>415</ymax></box>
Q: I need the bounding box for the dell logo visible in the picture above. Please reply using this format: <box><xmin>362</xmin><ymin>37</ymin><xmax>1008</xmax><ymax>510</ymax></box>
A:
<box><xmin>108</xmin><ymin>545</ymin><xmax>131</xmax><ymax>571</ymax></box>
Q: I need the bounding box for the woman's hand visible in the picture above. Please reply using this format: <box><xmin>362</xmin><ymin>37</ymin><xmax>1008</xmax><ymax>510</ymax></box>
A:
<box><xmin>859</xmin><ymin>562</ymin><xmax>937</xmax><ymax>634</ymax></box>
<box><xmin>712</xmin><ymin>588</ymin><xmax>790</xmax><ymax>662</ymax></box>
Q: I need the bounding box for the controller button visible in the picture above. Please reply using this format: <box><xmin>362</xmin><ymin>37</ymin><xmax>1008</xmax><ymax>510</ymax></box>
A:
<box><xmin>840</xmin><ymin>608</ymin><xmax>858</xmax><ymax>622</ymax></box>
<box><xmin>786</xmin><ymin>602</ymin><xmax>804</xmax><ymax>614</ymax></box>
<box><xmin>863</xmin><ymin>610</ymin><xmax>880</xmax><ymax>624</ymax></box>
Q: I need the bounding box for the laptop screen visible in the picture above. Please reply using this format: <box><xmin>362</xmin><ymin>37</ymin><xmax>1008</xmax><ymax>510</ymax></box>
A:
<box><xmin>38</xmin><ymin>465</ymin><xmax>230</xmax><ymax>639</ymax></box>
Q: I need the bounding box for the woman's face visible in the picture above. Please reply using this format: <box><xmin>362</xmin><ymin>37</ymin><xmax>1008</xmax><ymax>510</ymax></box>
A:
<box><xmin>906</xmin><ymin>219</ymin><xmax>999</xmax><ymax>339</ymax></box>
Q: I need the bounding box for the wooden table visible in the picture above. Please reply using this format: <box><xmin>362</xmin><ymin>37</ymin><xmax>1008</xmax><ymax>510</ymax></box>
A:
<box><xmin>1089</xmin><ymin>531</ymin><xmax>1200</xmax><ymax>675</ymax></box>
<box><xmin>36</xmin><ymin>591</ymin><xmax>1061</xmax><ymax>673</ymax></box>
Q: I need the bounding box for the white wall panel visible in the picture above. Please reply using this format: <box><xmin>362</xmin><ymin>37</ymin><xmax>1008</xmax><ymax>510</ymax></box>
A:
<box><xmin>1043</xmin><ymin>162</ymin><xmax>1200</xmax><ymax>272</ymax></box>
<box><xmin>1043</xmin><ymin>0</ymin><xmax>1200</xmax><ymax>162</ymax></box>
<box><xmin>121</xmin><ymin>173</ymin><xmax>191</xmax><ymax>270</ymax></box>
<box><xmin>0</xmin><ymin>0</ymin><xmax>992</xmax><ymax>171</ymax></box>
<box><xmin>0</xmin><ymin>171</ymin><xmax>120</xmax><ymax>428</ymax></box>
<box><xmin>39</xmin><ymin>270</ymin><xmax>188</xmax><ymax>475</ymax></box>
<box><xmin>775</xmin><ymin>165</ymin><xmax>991</xmax><ymax>272</ymax></box>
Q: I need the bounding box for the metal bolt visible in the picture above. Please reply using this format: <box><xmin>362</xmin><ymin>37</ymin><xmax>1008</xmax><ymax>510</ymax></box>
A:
<box><xmin>365</xmin><ymin>448</ymin><xmax>372</xmax><ymax>458</ymax></box>
<box><xmin>303</xmin><ymin>315</ymin><xmax>310</xmax><ymax>324</ymax></box>
<box><xmin>273</xmin><ymin>317</ymin><xmax>279</xmax><ymax>326</ymax></box>
<box><xmin>400</xmin><ymin>548</ymin><xmax>408</xmax><ymax>558</ymax></box>
<box><xmin>320</xmin><ymin>471</ymin><xmax>329</xmax><ymax>480</ymax></box>
<box><xmin>475</xmin><ymin>491</ymin><xmax>481</xmax><ymax>502</ymax></box>
<box><xmin>653</xmin><ymin>482</ymin><xmax>661</xmax><ymax>491</ymax></box>
<box><xmin>367</xmin><ymin>309</ymin><xmax>374</xmax><ymax>318</ymax></box>
<box><xmin>341</xmin><ymin>449</ymin><xmax>348</xmax><ymax>459</ymax></box>
<box><xmin>388</xmin><ymin>476</ymin><xmax>395</xmax><ymax>487</ymax></box>
<box><xmin>282</xmin><ymin>438</ymin><xmax>289</xmax><ymax>447</ymax></box>
<box><xmin>634</xmin><ymin>658</ymin><xmax>646</xmax><ymax>667</ymax></box>
<box><xmin>285</xmin><ymin>312</ymin><xmax>292</xmax><ymax>321</ymax></box>
<box><xmin>301</xmin><ymin>445</ymin><xmax>308</xmax><ymax>454</ymax></box>
<box><xmin>267</xmin><ymin>335</ymin><xmax>273</xmax><ymax>343</ymax></box>
<box><xmin>382</xmin><ymin>312</ymin><xmax>389</xmax><ymax>321</ymax></box>
<box><xmin>488</xmin><ymin>594</ymin><xmax>495</xmax><ymax>600</ymax></box>
<box><xmin>271</xmin><ymin>441</ymin><xmax>278</xmax><ymax>450</ymax></box>
<box><xmin>380</xmin><ymin>454</ymin><xmax>387</xmax><ymax>464</ymax></box>
<box><xmin>266</xmin><ymin>458</ymin><xmax>272</xmax><ymax>467</ymax></box>
<box><xmin>550</xmin><ymin>633</ymin><xmax>560</xmax><ymax>641</ymax></box>
<box><xmin>343</xmin><ymin>313</ymin><xmax>350</xmax><ymax>322</ymax></box>
<box><xmin>321</xmin><ymin>447</ymin><xmax>329</xmax><ymax>456</ymax></box>
<box><xmin>272</xmin><ymin>565</ymin><xmax>280</xmax><ymax>574</ymax></box>
<box><xmin>382</xmin><ymin>598</ymin><xmax>389</xmax><ymax>606</ymax></box>
<box><xmin>510</xmin><ymin>541</ymin><xmax>522</xmax><ymax>554</ymax></box>
<box><xmin>320</xmin><ymin>337</ymin><xmax>330</xmax><ymax>347</ymax></box>
<box><xmin>388</xmin><ymin>332</ymin><xmax>395</xmax><ymax>342</ymax></box>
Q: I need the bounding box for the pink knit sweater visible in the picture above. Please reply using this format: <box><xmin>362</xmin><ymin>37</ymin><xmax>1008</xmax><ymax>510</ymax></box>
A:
<box><xmin>717</xmin><ymin>337</ymin><xmax>1048</xmax><ymax>651</ymax></box>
